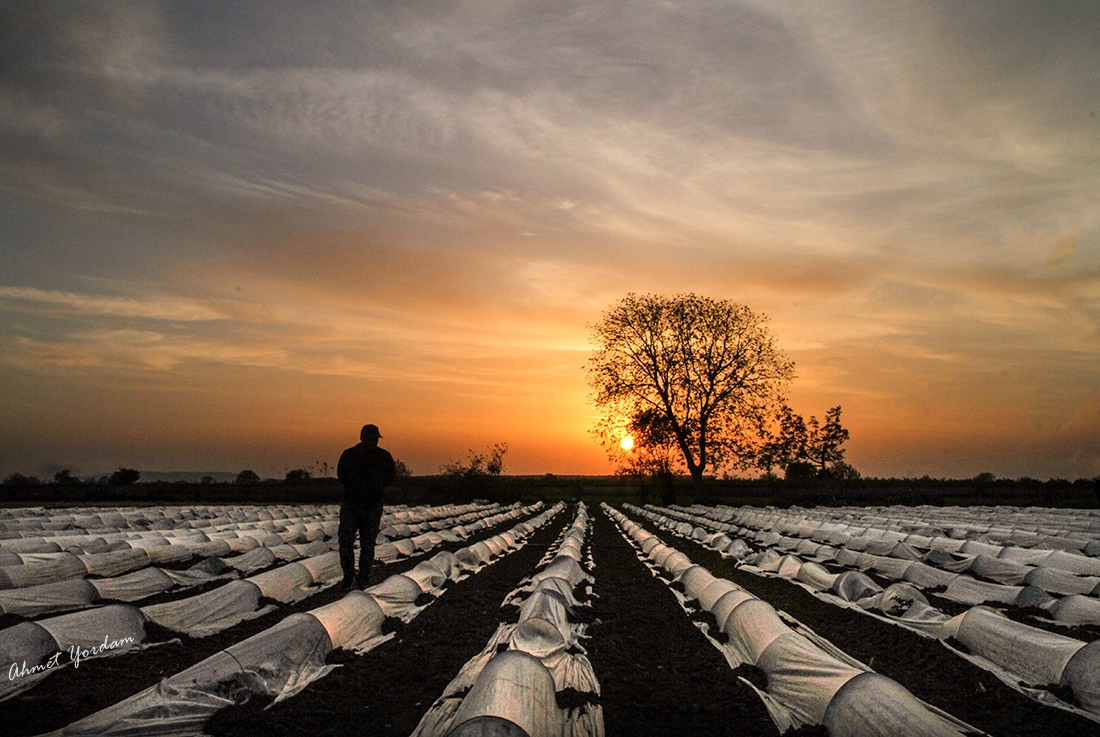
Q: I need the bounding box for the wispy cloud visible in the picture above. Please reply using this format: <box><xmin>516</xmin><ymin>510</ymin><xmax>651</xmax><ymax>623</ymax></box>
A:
<box><xmin>0</xmin><ymin>287</ymin><xmax>234</xmax><ymax>321</ymax></box>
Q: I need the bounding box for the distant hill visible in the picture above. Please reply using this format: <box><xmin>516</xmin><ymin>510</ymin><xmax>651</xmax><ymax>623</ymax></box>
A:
<box><xmin>139</xmin><ymin>471</ymin><xmax>239</xmax><ymax>483</ymax></box>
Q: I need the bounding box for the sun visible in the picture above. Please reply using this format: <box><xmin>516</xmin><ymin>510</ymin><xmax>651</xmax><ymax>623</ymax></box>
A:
<box><xmin>620</xmin><ymin>435</ymin><xmax>635</xmax><ymax>451</ymax></box>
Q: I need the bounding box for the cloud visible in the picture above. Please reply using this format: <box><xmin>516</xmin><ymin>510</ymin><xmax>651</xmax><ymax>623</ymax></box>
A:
<box><xmin>1</xmin><ymin>1</ymin><xmax>1099</xmax><ymax>478</ymax></box>
<box><xmin>0</xmin><ymin>286</ymin><xmax>234</xmax><ymax>321</ymax></box>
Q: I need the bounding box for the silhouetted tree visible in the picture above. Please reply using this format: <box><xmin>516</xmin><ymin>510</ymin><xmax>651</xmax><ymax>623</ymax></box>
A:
<box><xmin>758</xmin><ymin>403</ymin><xmax>808</xmax><ymax>476</ymax></box>
<box><xmin>53</xmin><ymin>469</ymin><xmax>76</xmax><ymax>485</ymax></box>
<box><xmin>828</xmin><ymin>461</ymin><xmax>861</xmax><ymax>481</ymax></box>
<box><xmin>806</xmin><ymin>406</ymin><xmax>850</xmax><ymax>477</ymax></box>
<box><xmin>759</xmin><ymin>404</ymin><xmax>856</xmax><ymax>480</ymax></box>
<box><xmin>109</xmin><ymin>468</ymin><xmax>141</xmax><ymax>485</ymax></box>
<box><xmin>235</xmin><ymin>469</ymin><xmax>261</xmax><ymax>486</ymax></box>
<box><xmin>394</xmin><ymin>459</ymin><xmax>412</xmax><ymax>477</ymax></box>
<box><xmin>284</xmin><ymin>468</ymin><xmax>312</xmax><ymax>485</ymax></box>
<box><xmin>588</xmin><ymin>293</ymin><xmax>794</xmax><ymax>495</ymax></box>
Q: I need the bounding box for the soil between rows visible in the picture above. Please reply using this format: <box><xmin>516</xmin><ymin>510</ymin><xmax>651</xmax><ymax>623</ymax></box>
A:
<box><xmin>624</xmin><ymin>506</ymin><xmax>1100</xmax><ymax>737</ymax></box>
<box><xmin>584</xmin><ymin>504</ymin><xmax>781</xmax><ymax>737</ymax></box>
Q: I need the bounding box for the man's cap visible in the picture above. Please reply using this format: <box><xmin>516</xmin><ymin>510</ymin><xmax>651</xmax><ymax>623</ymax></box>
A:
<box><xmin>361</xmin><ymin>423</ymin><xmax>383</xmax><ymax>439</ymax></box>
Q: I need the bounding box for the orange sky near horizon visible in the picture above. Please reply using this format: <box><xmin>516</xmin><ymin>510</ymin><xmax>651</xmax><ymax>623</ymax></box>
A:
<box><xmin>1</xmin><ymin>2</ymin><xmax>1098</xmax><ymax>482</ymax></box>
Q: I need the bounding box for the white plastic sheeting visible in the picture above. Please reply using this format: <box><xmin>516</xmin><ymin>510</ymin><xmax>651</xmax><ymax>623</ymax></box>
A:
<box><xmin>703</xmin><ymin>503</ymin><xmax>1100</xmax><ymax>604</ymax></box>
<box><xmin>1</xmin><ymin>603</ymin><xmax>146</xmax><ymax>701</ymax></box>
<box><xmin>1062</xmin><ymin>641</ymin><xmax>1100</xmax><ymax>713</ymax></box>
<box><xmin>631</xmin><ymin>502</ymin><xmax>1100</xmax><ymax>722</ymax></box>
<box><xmin>89</xmin><ymin>567</ymin><xmax>177</xmax><ymax>602</ymax></box>
<box><xmin>48</xmin><ymin>503</ymin><xmax>562</xmax><ymax>737</ymax></box>
<box><xmin>36</xmin><ymin>508</ymin><xmax>495</xmax><ymax>646</ymax></box>
<box><xmin>956</xmin><ymin>607</ymin><xmax>1085</xmax><ymax>688</ymax></box>
<box><xmin>0</xmin><ymin>578</ymin><xmax>99</xmax><ymax>617</ymax></box>
<box><xmin>296</xmin><ymin>550</ymin><xmax>343</xmax><ymax>585</ymax></box>
<box><xmin>78</xmin><ymin>549</ymin><xmax>151</xmax><ymax>577</ymax></box>
<box><xmin>56</xmin><ymin>612</ymin><xmax>336</xmax><ymax>737</ymax></box>
<box><xmin>446</xmin><ymin>651</ymin><xmax>563</xmax><ymax>737</ymax></box>
<box><xmin>0</xmin><ymin>506</ymin><xmax>343</xmax><ymax>596</ymax></box>
<box><xmin>0</xmin><ymin>502</ymin><xmax>491</xmax><ymax>582</ymax></box>
<box><xmin>222</xmin><ymin>546</ymin><xmax>278</xmax><ymax>573</ymax></box>
<box><xmin>0</xmin><ymin>621</ymin><xmax>60</xmax><ymax>698</ymax></box>
<box><xmin>0</xmin><ymin>505</ymin><xmax>335</xmax><ymax>542</ymax></box>
<box><xmin>1049</xmin><ymin>595</ymin><xmax>1100</xmax><ymax>626</ymax></box>
<box><xmin>142</xmin><ymin>580</ymin><xmax>273</xmax><ymax>637</ymax></box>
<box><xmin>310</xmin><ymin>590</ymin><xmax>388</xmax><ymax>653</ymax></box>
<box><xmin>754</xmin><ymin>632</ymin><xmax>864</xmax><ymax>728</ymax></box>
<box><xmin>141</xmin><ymin>550</ymin><xmax>345</xmax><ymax>638</ymax></box>
<box><xmin>0</xmin><ymin>544</ymin><xmax>324</xmax><ymax>625</ymax></box>
<box><xmin>248</xmin><ymin>562</ymin><xmax>315</xmax><ymax>601</ymax></box>
<box><xmin>373</xmin><ymin>505</ymin><xmax>533</xmax><ymax>565</ymax></box>
<box><xmin>414</xmin><ymin>504</ymin><xmax>602</xmax><ymax>737</ymax></box>
<box><xmin>676</xmin><ymin>502</ymin><xmax>1086</xmax><ymax>620</ymax></box>
<box><xmin>135</xmin><ymin>505</ymin><xmax>525</xmax><ymax>637</ymax></box>
<box><xmin>0</xmin><ymin>501</ymin><xmax>544</xmax><ymax>710</ymax></box>
<box><xmin>723</xmin><ymin>598</ymin><xmax>792</xmax><ymax>665</ymax></box>
<box><xmin>824</xmin><ymin>673</ymin><xmax>978</xmax><ymax>737</ymax></box>
<box><xmin>606</xmin><ymin>504</ymin><xmax>974</xmax><ymax>737</ymax></box>
<box><xmin>36</xmin><ymin>603</ymin><xmax>146</xmax><ymax>658</ymax></box>
<box><xmin>0</xmin><ymin>553</ymin><xmax>87</xmax><ymax>589</ymax></box>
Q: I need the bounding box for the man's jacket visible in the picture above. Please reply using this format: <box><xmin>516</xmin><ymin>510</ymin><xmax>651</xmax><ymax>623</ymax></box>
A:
<box><xmin>337</xmin><ymin>444</ymin><xmax>396</xmax><ymax>506</ymax></box>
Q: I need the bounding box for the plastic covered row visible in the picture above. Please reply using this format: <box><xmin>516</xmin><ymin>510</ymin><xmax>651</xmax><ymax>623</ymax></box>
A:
<box><xmin>650</xmin><ymin>503</ymin><xmax>1100</xmax><ymax>627</ymax></box>
<box><xmin>50</xmin><ymin>502</ymin><xmax>563</xmax><ymax>737</ymax></box>
<box><xmin>607</xmin><ymin>504</ymin><xmax>976</xmax><ymax>737</ymax></box>
<box><xmin>631</xmin><ymin>503</ymin><xmax>1100</xmax><ymax>722</ymax></box>
<box><xmin>413</xmin><ymin>503</ymin><xmax>602</xmax><ymax>737</ymax></box>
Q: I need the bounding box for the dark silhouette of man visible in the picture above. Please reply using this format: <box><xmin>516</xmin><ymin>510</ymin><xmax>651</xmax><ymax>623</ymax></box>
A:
<box><xmin>337</xmin><ymin>423</ymin><xmax>396</xmax><ymax>590</ymax></box>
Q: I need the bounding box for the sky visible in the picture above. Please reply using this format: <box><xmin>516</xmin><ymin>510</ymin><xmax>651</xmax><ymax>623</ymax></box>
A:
<box><xmin>1</xmin><ymin>0</ymin><xmax>1098</xmax><ymax>482</ymax></box>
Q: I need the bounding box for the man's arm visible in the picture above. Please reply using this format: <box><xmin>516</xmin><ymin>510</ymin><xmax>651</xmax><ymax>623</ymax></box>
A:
<box><xmin>337</xmin><ymin>448</ymin><xmax>353</xmax><ymax>485</ymax></box>
<box><xmin>382</xmin><ymin>450</ymin><xmax>397</xmax><ymax>488</ymax></box>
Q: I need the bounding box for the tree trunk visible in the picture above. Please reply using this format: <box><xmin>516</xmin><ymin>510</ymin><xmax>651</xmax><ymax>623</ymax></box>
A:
<box><xmin>691</xmin><ymin>466</ymin><xmax>703</xmax><ymax>499</ymax></box>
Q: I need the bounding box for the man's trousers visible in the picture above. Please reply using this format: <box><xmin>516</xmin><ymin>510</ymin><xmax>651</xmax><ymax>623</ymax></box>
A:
<box><xmin>338</xmin><ymin>500</ymin><xmax>384</xmax><ymax>584</ymax></box>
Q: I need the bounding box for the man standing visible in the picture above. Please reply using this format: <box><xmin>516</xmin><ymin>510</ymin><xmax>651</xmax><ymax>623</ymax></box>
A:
<box><xmin>337</xmin><ymin>423</ymin><xmax>396</xmax><ymax>590</ymax></box>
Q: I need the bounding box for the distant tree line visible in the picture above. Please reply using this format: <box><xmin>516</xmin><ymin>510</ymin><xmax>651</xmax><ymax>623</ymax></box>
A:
<box><xmin>2</xmin><ymin>467</ymin><xmax>143</xmax><ymax>486</ymax></box>
<box><xmin>1</xmin><ymin>458</ymin><xmax>416</xmax><ymax>490</ymax></box>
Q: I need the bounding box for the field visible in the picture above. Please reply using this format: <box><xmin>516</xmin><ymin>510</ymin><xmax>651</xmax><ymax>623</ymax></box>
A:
<box><xmin>2</xmin><ymin>499</ymin><xmax>1099</xmax><ymax>736</ymax></box>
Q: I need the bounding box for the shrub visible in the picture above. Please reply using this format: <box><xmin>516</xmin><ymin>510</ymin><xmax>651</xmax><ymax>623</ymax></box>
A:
<box><xmin>235</xmin><ymin>469</ymin><xmax>261</xmax><ymax>486</ymax></box>
<box><xmin>109</xmin><ymin>468</ymin><xmax>141</xmax><ymax>485</ymax></box>
<box><xmin>439</xmin><ymin>443</ymin><xmax>508</xmax><ymax>502</ymax></box>
<box><xmin>284</xmin><ymin>468</ymin><xmax>312</xmax><ymax>485</ymax></box>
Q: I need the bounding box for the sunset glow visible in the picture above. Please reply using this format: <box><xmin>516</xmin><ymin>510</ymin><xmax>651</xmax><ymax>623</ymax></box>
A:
<box><xmin>1</xmin><ymin>2</ymin><xmax>1098</xmax><ymax>481</ymax></box>
<box><xmin>620</xmin><ymin>437</ymin><xmax>635</xmax><ymax>452</ymax></box>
